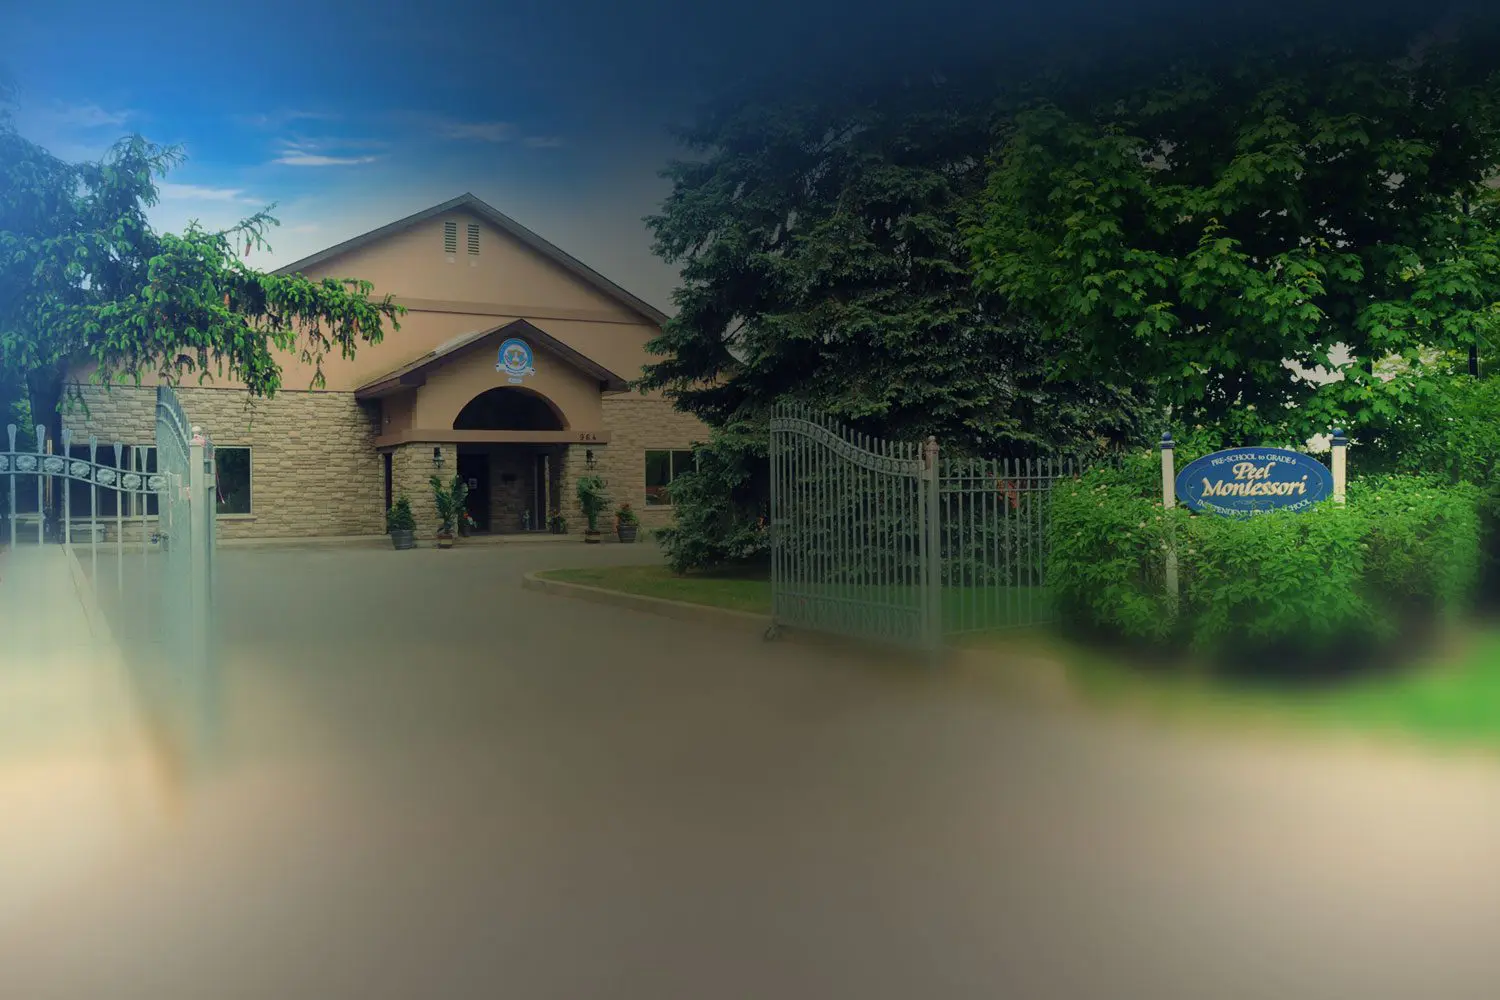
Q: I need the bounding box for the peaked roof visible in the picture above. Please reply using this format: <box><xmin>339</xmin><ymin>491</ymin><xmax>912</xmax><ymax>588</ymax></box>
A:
<box><xmin>272</xmin><ymin>193</ymin><xmax>669</xmax><ymax>327</ymax></box>
<box><xmin>354</xmin><ymin>318</ymin><xmax>630</xmax><ymax>399</ymax></box>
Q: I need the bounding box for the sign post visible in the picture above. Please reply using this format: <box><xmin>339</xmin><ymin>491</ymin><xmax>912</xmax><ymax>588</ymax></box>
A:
<box><xmin>1331</xmin><ymin>429</ymin><xmax>1347</xmax><ymax>505</ymax></box>
<box><xmin>1160</xmin><ymin>432</ymin><xmax>1179</xmax><ymax>610</ymax></box>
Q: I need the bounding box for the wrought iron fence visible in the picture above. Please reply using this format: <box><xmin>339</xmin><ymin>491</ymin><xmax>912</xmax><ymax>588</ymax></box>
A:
<box><xmin>768</xmin><ymin>404</ymin><xmax>1083</xmax><ymax>652</ymax></box>
<box><xmin>1</xmin><ymin>384</ymin><xmax>216</xmax><ymax>680</ymax></box>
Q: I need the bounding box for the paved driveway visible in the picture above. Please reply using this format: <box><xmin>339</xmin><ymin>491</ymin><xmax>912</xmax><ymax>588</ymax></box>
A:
<box><xmin>6</xmin><ymin>542</ymin><xmax>1500</xmax><ymax>998</ymax></box>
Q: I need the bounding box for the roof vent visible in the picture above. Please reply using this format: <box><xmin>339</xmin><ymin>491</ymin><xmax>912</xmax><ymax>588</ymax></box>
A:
<box><xmin>466</xmin><ymin>223</ymin><xmax>480</xmax><ymax>255</ymax></box>
<box><xmin>443</xmin><ymin>220</ymin><xmax>458</xmax><ymax>255</ymax></box>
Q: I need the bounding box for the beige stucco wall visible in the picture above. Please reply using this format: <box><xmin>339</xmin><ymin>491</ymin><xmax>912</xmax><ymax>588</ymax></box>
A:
<box><xmin>408</xmin><ymin>337</ymin><xmax>605</xmax><ymax>432</ymax></box>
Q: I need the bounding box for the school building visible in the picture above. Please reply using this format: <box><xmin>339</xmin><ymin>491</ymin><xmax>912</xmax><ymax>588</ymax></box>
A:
<box><xmin>61</xmin><ymin>193</ymin><xmax>708</xmax><ymax>540</ymax></box>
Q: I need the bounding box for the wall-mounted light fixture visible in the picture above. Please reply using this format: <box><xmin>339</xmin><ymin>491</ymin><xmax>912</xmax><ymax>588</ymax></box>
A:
<box><xmin>585</xmin><ymin>449</ymin><xmax>597</xmax><ymax>470</ymax></box>
<box><xmin>432</xmin><ymin>447</ymin><xmax>444</xmax><ymax>469</ymax></box>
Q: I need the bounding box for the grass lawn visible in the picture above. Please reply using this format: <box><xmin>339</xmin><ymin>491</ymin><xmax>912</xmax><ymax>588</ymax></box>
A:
<box><xmin>965</xmin><ymin>624</ymin><xmax>1500</xmax><ymax>750</ymax></box>
<box><xmin>540</xmin><ymin>566</ymin><xmax>1500</xmax><ymax>746</ymax></box>
<box><xmin>540</xmin><ymin>565</ymin><xmax>1500</xmax><ymax>748</ymax></box>
<box><xmin>536</xmin><ymin>564</ymin><xmax>1049</xmax><ymax>629</ymax></box>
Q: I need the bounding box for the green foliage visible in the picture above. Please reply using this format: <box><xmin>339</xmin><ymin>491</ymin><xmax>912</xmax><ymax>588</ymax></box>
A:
<box><xmin>968</xmin><ymin>10</ymin><xmax>1500</xmax><ymax>450</ymax></box>
<box><xmin>614</xmin><ymin>503</ymin><xmax>639</xmax><ymax>526</ymax></box>
<box><xmin>652</xmin><ymin>422</ymin><xmax>769</xmax><ymax>575</ymax></box>
<box><xmin>640</xmin><ymin>70</ymin><xmax>1157</xmax><ymax>572</ymax></box>
<box><xmin>575</xmin><ymin>475</ymin><xmax>609</xmax><ymax>532</ymax></box>
<box><xmin>1049</xmin><ymin>461</ymin><xmax>1483</xmax><ymax>660</ymax></box>
<box><xmin>385</xmin><ymin>495</ymin><xmax>416</xmax><ymax>533</ymax></box>
<box><xmin>429</xmin><ymin>474</ymin><xmax>469</xmax><ymax>535</ymax></box>
<box><xmin>1049</xmin><ymin>461</ymin><xmax>1187</xmax><ymax>642</ymax></box>
<box><xmin>1181</xmin><ymin>503</ymin><xmax>1374</xmax><ymax>653</ymax></box>
<box><xmin>644</xmin><ymin>72</ymin><xmax>1155</xmax><ymax>456</ymax></box>
<box><xmin>1348</xmin><ymin>475</ymin><xmax>1483</xmax><ymax>621</ymax></box>
<box><xmin>0</xmin><ymin>109</ymin><xmax>405</xmax><ymax>456</ymax></box>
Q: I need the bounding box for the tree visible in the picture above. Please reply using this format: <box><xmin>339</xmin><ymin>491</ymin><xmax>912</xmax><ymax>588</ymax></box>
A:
<box><xmin>0</xmin><ymin>109</ymin><xmax>403</xmax><ymax>516</ymax></box>
<box><xmin>641</xmin><ymin>70</ymin><xmax>1155</xmax><ymax>459</ymax></box>
<box><xmin>639</xmin><ymin>70</ymin><xmax>1159</xmax><ymax>571</ymax></box>
<box><xmin>966</xmin><ymin>7</ymin><xmax>1500</xmax><ymax>449</ymax></box>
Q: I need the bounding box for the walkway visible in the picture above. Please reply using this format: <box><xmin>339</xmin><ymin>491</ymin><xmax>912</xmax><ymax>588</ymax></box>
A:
<box><xmin>0</xmin><ymin>544</ymin><xmax>166</xmax><ymax>935</ymax></box>
<box><xmin>4</xmin><ymin>542</ymin><xmax>1500</xmax><ymax>998</ymax></box>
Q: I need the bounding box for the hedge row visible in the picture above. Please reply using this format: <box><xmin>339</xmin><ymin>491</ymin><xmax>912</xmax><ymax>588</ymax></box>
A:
<box><xmin>1048</xmin><ymin>455</ymin><xmax>1482</xmax><ymax>657</ymax></box>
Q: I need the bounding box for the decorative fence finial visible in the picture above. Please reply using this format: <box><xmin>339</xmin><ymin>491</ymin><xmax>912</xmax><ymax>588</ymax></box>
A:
<box><xmin>1160</xmin><ymin>431</ymin><xmax>1174</xmax><ymax>451</ymax></box>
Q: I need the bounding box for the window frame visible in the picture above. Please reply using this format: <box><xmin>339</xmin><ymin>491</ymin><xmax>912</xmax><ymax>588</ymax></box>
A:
<box><xmin>213</xmin><ymin>445</ymin><xmax>253</xmax><ymax>517</ymax></box>
<box><xmin>643</xmin><ymin>448</ymin><xmax>697</xmax><ymax>508</ymax></box>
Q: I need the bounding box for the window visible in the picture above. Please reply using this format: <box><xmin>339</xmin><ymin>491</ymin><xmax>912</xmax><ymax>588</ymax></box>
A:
<box><xmin>67</xmin><ymin>444</ymin><xmax>156</xmax><ymax>518</ymax></box>
<box><xmin>466</xmin><ymin>222</ymin><xmax>480</xmax><ymax>255</ymax></box>
<box><xmin>443</xmin><ymin>220</ymin><xmax>458</xmax><ymax>254</ymax></box>
<box><xmin>644</xmin><ymin>449</ymin><xmax>695</xmax><ymax>507</ymax></box>
<box><xmin>215</xmin><ymin>447</ymin><xmax>252</xmax><ymax>515</ymax></box>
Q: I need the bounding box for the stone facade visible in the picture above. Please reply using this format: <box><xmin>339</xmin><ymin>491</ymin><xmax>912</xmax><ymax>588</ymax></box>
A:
<box><xmin>62</xmin><ymin>384</ymin><xmax>384</xmax><ymax>541</ymax></box>
<box><xmin>595</xmin><ymin>395</ymin><xmax>711</xmax><ymax>531</ymax></box>
<box><xmin>56</xmin><ymin>383</ymin><xmax>709</xmax><ymax>542</ymax></box>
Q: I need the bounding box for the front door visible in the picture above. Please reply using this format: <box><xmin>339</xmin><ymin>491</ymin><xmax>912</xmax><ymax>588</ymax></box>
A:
<box><xmin>456</xmin><ymin>452</ymin><xmax>490</xmax><ymax>533</ymax></box>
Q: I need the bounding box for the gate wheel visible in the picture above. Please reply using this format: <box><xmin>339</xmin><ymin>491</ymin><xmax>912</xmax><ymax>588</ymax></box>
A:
<box><xmin>763</xmin><ymin>624</ymin><xmax>783</xmax><ymax>642</ymax></box>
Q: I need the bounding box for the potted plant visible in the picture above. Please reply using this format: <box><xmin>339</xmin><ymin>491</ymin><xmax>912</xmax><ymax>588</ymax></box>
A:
<box><xmin>615</xmin><ymin>502</ymin><xmax>639</xmax><ymax>543</ymax></box>
<box><xmin>386</xmin><ymin>495</ymin><xmax>417</xmax><ymax>550</ymax></box>
<box><xmin>576</xmin><ymin>475</ymin><xmax>609</xmax><ymax>544</ymax></box>
<box><xmin>547</xmin><ymin>508</ymin><xmax>567</xmax><ymax>535</ymax></box>
<box><xmin>430</xmin><ymin>473</ymin><xmax>470</xmax><ymax>549</ymax></box>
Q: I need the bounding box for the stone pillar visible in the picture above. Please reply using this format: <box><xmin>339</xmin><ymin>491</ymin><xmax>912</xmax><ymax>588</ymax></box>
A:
<box><xmin>392</xmin><ymin>442</ymin><xmax>456</xmax><ymax>537</ymax></box>
<box><xmin>560</xmin><ymin>443</ymin><xmax>609</xmax><ymax>532</ymax></box>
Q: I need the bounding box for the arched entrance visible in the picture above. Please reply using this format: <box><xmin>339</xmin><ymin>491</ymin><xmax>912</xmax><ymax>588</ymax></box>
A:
<box><xmin>451</xmin><ymin>387</ymin><xmax>567</xmax><ymax>534</ymax></box>
<box><xmin>453</xmin><ymin>387</ymin><xmax>566</xmax><ymax>432</ymax></box>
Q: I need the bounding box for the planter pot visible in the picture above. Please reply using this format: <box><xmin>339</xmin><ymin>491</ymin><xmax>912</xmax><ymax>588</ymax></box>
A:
<box><xmin>584</xmin><ymin>529</ymin><xmax>602</xmax><ymax>545</ymax></box>
<box><xmin>550</xmin><ymin>523</ymin><xmax>564</xmax><ymax>535</ymax></box>
<box><xmin>617</xmin><ymin>523</ymin><xmax>638</xmax><ymax>543</ymax></box>
<box><xmin>435</xmin><ymin>532</ymin><xmax>455</xmax><ymax>549</ymax></box>
<box><xmin>390</xmin><ymin>529</ymin><xmax>416</xmax><ymax>551</ymax></box>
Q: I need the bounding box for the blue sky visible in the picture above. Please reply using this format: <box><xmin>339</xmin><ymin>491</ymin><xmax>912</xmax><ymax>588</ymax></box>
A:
<box><xmin>6</xmin><ymin>0</ymin><xmax>1379</xmax><ymax>315</ymax></box>
<box><xmin>4</xmin><ymin>0</ymin><xmax>750</xmax><ymax>313</ymax></box>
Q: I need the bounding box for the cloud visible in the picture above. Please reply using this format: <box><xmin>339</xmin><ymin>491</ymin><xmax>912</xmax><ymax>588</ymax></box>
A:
<box><xmin>156</xmin><ymin>182</ymin><xmax>259</xmax><ymax>203</ymax></box>
<box><xmin>436</xmin><ymin>120</ymin><xmax>517</xmax><ymax>143</ymax></box>
<box><xmin>270</xmin><ymin>140</ymin><xmax>380</xmax><ymax>167</ymax></box>
<box><xmin>40</xmin><ymin>102</ymin><xmax>132</xmax><ymax>130</ymax></box>
<box><xmin>237</xmin><ymin>109</ymin><xmax>340</xmax><ymax>129</ymax></box>
<box><xmin>523</xmin><ymin>136</ymin><xmax>567</xmax><ymax>148</ymax></box>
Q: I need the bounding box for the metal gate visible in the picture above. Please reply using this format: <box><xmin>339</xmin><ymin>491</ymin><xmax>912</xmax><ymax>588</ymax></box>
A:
<box><xmin>1</xmin><ymin>384</ymin><xmax>216</xmax><ymax>675</ymax></box>
<box><xmin>768</xmin><ymin>404</ymin><xmax>940</xmax><ymax>650</ymax></box>
<box><xmin>768</xmin><ymin>403</ymin><xmax>1079</xmax><ymax>652</ymax></box>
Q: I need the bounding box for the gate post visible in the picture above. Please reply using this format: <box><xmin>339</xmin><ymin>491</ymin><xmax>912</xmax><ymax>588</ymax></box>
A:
<box><xmin>188</xmin><ymin>426</ymin><xmax>212</xmax><ymax>667</ymax></box>
<box><xmin>923</xmin><ymin>436</ymin><xmax>943</xmax><ymax>658</ymax></box>
<box><xmin>1161</xmin><ymin>432</ymin><xmax>1180</xmax><ymax>612</ymax></box>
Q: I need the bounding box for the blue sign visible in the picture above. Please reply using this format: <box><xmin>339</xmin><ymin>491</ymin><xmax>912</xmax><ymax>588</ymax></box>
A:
<box><xmin>1175</xmin><ymin>447</ymin><xmax>1334</xmax><ymax>518</ymax></box>
<box><xmin>496</xmin><ymin>338</ymin><xmax>535</xmax><ymax>384</ymax></box>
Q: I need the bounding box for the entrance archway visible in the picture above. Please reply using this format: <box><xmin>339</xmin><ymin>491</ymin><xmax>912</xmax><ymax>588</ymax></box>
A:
<box><xmin>450</xmin><ymin>387</ymin><xmax>565</xmax><ymax>535</ymax></box>
<box><xmin>452</xmin><ymin>387</ymin><xmax>566</xmax><ymax>432</ymax></box>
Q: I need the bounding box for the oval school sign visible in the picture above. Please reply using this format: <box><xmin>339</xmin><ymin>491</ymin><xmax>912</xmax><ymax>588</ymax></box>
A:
<box><xmin>1175</xmin><ymin>447</ymin><xmax>1334</xmax><ymax>518</ymax></box>
<box><xmin>497</xmin><ymin>338</ymin><xmax>536</xmax><ymax>385</ymax></box>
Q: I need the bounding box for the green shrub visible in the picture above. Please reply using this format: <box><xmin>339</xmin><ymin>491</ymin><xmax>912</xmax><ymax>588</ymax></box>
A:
<box><xmin>1049</xmin><ymin>459</ymin><xmax>1483</xmax><ymax>660</ymax></box>
<box><xmin>654</xmin><ymin>422</ymin><xmax>769</xmax><ymax>575</ymax></box>
<box><xmin>385</xmin><ymin>495</ymin><xmax>416</xmax><ymax>533</ymax></box>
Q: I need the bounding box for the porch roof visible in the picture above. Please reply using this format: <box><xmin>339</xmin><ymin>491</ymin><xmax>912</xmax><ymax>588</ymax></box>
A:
<box><xmin>354</xmin><ymin>318</ymin><xmax>630</xmax><ymax>399</ymax></box>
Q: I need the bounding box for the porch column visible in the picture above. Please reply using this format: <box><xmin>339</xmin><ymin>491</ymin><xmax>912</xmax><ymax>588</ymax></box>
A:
<box><xmin>560</xmin><ymin>442</ymin><xmax>609</xmax><ymax>532</ymax></box>
<box><xmin>392</xmin><ymin>442</ymin><xmax>456</xmax><ymax>538</ymax></box>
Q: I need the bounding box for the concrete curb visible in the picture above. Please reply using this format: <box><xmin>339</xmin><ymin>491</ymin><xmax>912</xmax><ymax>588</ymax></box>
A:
<box><xmin>521</xmin><ymin>571</ymin><xmax>1078</xmax><ymax>702</ymax></box>
<box><xmin>219</xmin><ymin>533</ymin><xmax>647</xmax><ymax>551</ymax></box>
<box><xmin>521</xmin><ymin>572</ymin><xmax>774</xmax><ymax>633</ymax></box>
